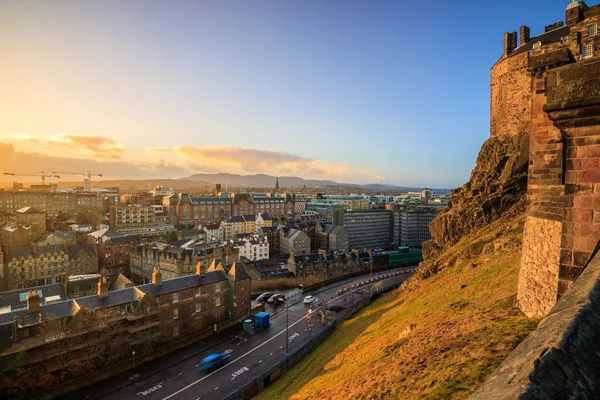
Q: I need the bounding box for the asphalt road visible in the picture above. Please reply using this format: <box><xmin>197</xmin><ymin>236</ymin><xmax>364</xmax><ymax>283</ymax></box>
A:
<box><xmin>62</xmin><ymin>267</ymin><xmax>414</xmax><ymax>400</ymax></box>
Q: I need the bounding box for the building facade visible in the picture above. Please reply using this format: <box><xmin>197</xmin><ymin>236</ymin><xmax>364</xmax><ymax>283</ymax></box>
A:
<box><xmin>0</xmin><ymin>264</ymin><xmax>251</xmax><ymax>395</ymax></box>
<box><xmin>233</xmin><ymin>235</ymin><xmax>269</xmax><ymax>261</ymax></box>
<box><xmin>109</xmin><ymin>205</ymin><xmax>175</xmax><ymax>237</ymax></box>
<box><xmin>342</xmin><ymin>209</ymin><xmax>392</xmax><ymax>251</ymax></box>
<box><xmin>280</xmin><ymin>228</ymin><xmax>311</xmax><ymax>255</ymax></box>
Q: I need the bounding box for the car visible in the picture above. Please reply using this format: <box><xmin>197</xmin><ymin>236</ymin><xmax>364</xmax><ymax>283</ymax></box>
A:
<box><xmin>256</xmin><ymin>292</ymin><xmax>273</xmax><ymax>303</ymax></box>
<box><xmin>198</xmin><ymin>353</ymin><xmax>230</xmax><ymax>372</ymax></box>
<box><xmin>267</xmin><ymin>293</ymin><xmax>285</xmax><ymax>304</ymax></box>
<box><xmin>303</xmin><ymin>295</ymin><xmax>315</xmax><ymax>304</ymax></box>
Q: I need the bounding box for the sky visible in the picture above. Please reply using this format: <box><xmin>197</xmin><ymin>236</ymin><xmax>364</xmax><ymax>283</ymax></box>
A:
<box><xmin>0</xmin><ymin>0</ymin><xmax>575</xmax><ymax>188</ymax></box>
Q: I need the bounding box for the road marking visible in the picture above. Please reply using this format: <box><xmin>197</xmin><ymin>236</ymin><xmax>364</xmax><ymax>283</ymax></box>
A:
<box><xmin>178</xmin><ymin>372</ymin><xmax>183</xmax><ymax>376</ymax></box>
<box><xmin>280</xmin><ymin>346</ymin><xmax>283</xmax><ymax>349</ymax></box>
<box><xmin>259</xmin><ymin>360</ymin><xmax>262</xmax><ymax>363</ymax></box>
<box><xmin>270</xmin><ymin>352</ymin><xmax>273</xmax><ymax>356</ymax></box>
<box><xmin>214</xmin><ymin>387</ymin><xmax>219</xmax><ymax>391</ymax></box>
<box><xmin>161</xmin><ymin>280</ymin><xmax>409</xmax><ymax>400</ymax></box>
<box><xmin>137</xmin><ymin>382</ymin><xmax>163</xmax><ymax>396</ymax></box>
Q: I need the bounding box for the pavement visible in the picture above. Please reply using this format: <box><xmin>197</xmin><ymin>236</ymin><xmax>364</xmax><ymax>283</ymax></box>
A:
<box><xmin>60</xmin><ymin>267</ymin><xmax>414</xmax><ymax>400</ymax></box>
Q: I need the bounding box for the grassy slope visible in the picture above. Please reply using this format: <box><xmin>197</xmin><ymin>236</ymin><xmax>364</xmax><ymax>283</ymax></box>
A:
<box><xmin>256</xmin><ymin>213</ymin><xmax>538</xmax><ymax>400</ymax></box>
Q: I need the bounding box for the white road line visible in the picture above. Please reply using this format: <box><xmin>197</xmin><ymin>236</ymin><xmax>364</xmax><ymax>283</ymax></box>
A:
<box><xmin>161</xmin><ymin>279</ymin><xmax>409</xmax><ymax>400</ymax></box>
<box><xmin>161</xmin><ymin>305</ymin><xmax>322</xmax><ymax>400</ymax></box>
<box><xmin>259</xmin><ymin>360</ymin><xmax>262</xmax><ymax>363</ymax></box>
<box><xmin>270</xmin><ymin>352</ymin><xmax>273</xmax><ymax>356</ymax></box>
<box><xmin>214</xmin><ymin>387</ymin><xmax>219</xmax><ymax>391</ymax></box>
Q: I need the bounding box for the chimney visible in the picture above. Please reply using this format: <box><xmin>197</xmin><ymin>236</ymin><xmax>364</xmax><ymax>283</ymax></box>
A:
<box><xmin>503</xmin><ymin>32</ymin><xmax>517</xmax><ymax>56</ymax></box>
<box><xmin>97</xmin><ymin>277</ymin><xmax>109</xmax><ymax>298</ymax></box>
<box><xmin>152</xmin><ymin>267</ymin><xmax>163</xmax><ymax>285</ymax></box>
<box><xmin>26</xmin><ymin>290</ymin><xmax>40</xmax><ymax>311</ymax></box>
<box><xmin>519</xmin><ymin>26</ymin><xmax>530</xmax><ymax>46</ymax></box>
<box><xmin>196</xmin><ymin>261</ymin><xmax>203</xmax><ymax>275</ymax></box>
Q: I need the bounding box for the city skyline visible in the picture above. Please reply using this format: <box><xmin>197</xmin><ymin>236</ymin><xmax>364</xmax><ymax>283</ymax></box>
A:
<box><xmin>0</xmin><ymin>0</ymin><xmax>571</xmax><ymax>187</ymax></box>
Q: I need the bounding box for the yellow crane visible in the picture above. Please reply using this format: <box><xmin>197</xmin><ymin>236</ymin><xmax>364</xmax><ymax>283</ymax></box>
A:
<box><xmin>3</xmin><ymin>171</ymin><xmax>60</xmax><ymax>185</ymax></box>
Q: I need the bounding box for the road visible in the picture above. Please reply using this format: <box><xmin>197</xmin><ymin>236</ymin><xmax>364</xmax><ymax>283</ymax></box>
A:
<box><xmin>61</xmin><ymin>267</ymin><xmax>414</xmax><ymax>400</ymax></box>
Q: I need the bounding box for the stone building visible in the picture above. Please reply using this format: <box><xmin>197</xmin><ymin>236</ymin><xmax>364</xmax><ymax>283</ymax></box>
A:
<box><xmin>4</xmin><ymin>245</ymin><xmax>70</xmax><ymax>289</ymax></box>
<box><xmin>315</xmin><ymin>223</ymin><xmax>349</xmax><ymax>253</ymax></box>
<box><xmin>233</xmin><ymin>235</ymin><xmax>269</xmax><ymax>261</ymax></box>
<box><xmin>0</xmin><ymin>190</ymin><xmax>105</xmax><ymax>215</ymax></box>
<box><xmin>87</xmin><ymin>229</ymin><xmax>139</xmax><ymax>276</ymax></box>
<box><xmin>130</xmin><ymin>242</ymin><xmax>238</xmax><ymax>283</ymax></box>
<box><xmin>280</xmin><ymin>228</ymin><xmax>311</xmax><ymax>255</ymax></box>
<box><xmin>0</xmin><ymin>263</ymin><xmax>251</xmax><ymax>390</ymax></box>
<box><xmin>287</xmin><ymin>249</ymin><xmax>372</xmax><ymax>280</ymax></box>
<box><xmin>34</xmin><ymin>231</ymin><xmax>77</xmax><ymax>247</ymax></box>
<box><xmin>492</xmin><ymin>1</ymin><xmax>600</xmax><ymax>318</ymax></box>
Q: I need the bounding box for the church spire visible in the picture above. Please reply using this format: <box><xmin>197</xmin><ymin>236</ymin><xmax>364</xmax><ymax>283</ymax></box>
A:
<box><xmin>275</xmin><ymin>176</ymin><xmax>280</xmax><ymax>190</ymax></box>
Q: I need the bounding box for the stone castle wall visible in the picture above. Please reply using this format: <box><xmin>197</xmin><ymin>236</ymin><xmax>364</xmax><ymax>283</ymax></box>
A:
<box><xmin>489</xmin><ymin>2</ymin><xmax>600</xmax><ymax>318</ymax></box>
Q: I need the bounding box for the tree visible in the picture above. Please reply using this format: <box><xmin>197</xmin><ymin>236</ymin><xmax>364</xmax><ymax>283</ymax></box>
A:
<box><xmin>77</xmin><ymin>208</ymin><xmax>104</xmax><ymax>225</ymax></box>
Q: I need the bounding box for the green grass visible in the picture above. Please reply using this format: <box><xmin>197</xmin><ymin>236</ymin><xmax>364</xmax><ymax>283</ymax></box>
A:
<box><xmin>255</xmin><ymin>213</ymin><xmax>538</xmax><ymax>400</ymax></box>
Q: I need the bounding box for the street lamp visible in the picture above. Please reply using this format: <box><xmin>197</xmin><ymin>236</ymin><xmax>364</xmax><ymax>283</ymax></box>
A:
<box><xmin>132</xmin><ymin>351</ymin><xmax>136</xmax><ymax>370</ymax></box>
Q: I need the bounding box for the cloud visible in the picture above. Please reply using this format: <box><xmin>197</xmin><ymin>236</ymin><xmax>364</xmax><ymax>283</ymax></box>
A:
<box><xmin>145</xmin><ymin>146</ymin><xmax>173</xmax><ymax>155</ymax></box>
<box><xmin>47</xmin><ymin>133</ymin><xmax>125</xmax><ymax>159</ymax></box>
<box><xmin>373</xmin><ymin>175</ymin><xmax>385</xmax><ymax>181</ymax></box>
<box><xmin>13</xmin><ymin>133</ymin><xmax>39</xmax><ymax>143</ymax></box>
<box><xmin>136</xmin><ymin>158</ymin><xmax>187</xmax><ymax>174</ymax></box>
<box><xmin>174</xmin><ymin>146</ymin><xmax>357</xmax><ymax>179</ymax></box>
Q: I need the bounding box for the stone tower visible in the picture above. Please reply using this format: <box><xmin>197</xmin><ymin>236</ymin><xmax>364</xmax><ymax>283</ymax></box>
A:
<box><xmin>491</xmin><ymin>0</ymin><xmax>600</xmax><ymax>318</ymax></box>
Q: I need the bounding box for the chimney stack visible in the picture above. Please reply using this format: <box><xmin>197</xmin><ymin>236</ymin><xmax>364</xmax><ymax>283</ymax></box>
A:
<box><xmin>152</xmin><ymin>267</ymin><xmax>163</xmax><ymax>285</ymax></box>
<box><xmin>566</xmin><ymin>0</ymin><xmax>584</xmax><ymax>26</ymax></box>
<box><xmin>520</xmin><ymin>26</ymin><xmax>530</xmax><ymax>46</ymax></box>
<box><xmin>26</xmin><ymin>290</ymin><xmax>41</xmax><ymax>311</ymax></box>
<box><xmin>196</xmin><ymin>261</ymin><xmax>203</xmax><ymax>275</ymax></box>
<box><xmin>97</xmin><ymin>277</ymin><xmax>109</xmax><ymax>297</ymax></box>
<box><xmin>504</xmin><ymin>32</ymin><xmax>517</xmax><ymax>56</ymax></box>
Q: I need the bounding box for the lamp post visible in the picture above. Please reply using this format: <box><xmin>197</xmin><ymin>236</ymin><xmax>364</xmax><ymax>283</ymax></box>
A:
<box><xmin>132</xmin><ymin>351</ymin><xmax>136</xmax><ymax>370</ymax></box>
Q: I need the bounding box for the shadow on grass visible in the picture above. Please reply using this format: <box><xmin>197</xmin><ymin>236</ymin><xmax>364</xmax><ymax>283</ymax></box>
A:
<box><xmin>255</xmin><ymin>296</ymin><xmax>401</xmax><ymax>400</ymax></box>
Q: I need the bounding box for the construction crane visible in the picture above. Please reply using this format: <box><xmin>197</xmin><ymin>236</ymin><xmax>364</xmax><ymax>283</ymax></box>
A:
<box><xmin>52</xmin><ymin>171</ymin><xmax>103</xmax><ymax>190</ymax></box>
<box><xmin>3</xmin><ymin>171</ymin><xmax>60</xmax><ymax>185</ymax></box>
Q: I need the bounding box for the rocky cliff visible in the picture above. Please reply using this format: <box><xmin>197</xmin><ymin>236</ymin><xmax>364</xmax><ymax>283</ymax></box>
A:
<box><xmin>419</xmin><ymin>132</ymin><xmax>530</xmax><ymax>278</ymax></box>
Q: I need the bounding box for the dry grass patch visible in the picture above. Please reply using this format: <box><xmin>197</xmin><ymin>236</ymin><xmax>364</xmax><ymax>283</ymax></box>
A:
<box><xmin>256</xmin><ymin>215</ymin><xmax>538</xmax><ymax>400</ymax></box>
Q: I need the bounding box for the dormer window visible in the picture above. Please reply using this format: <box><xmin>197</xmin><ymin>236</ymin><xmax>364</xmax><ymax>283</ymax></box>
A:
<box><xmin>561</xmin><ymin>36</ymin><xmax>569</xmax><ymax>44</ymax></box>
<box><xmin>532</xmin><ymin>41</ymin><xmax>542</xmax><ymax>51</ymax></box>
<box><xmin>589</xmin><ymin>24</ymin><xmax>598</xmax><ymax>37</ymax></box>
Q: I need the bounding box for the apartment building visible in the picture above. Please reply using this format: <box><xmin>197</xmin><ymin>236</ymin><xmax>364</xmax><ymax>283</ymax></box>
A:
<box><xmin>109</xmin><ymin>205</ymin><xmax>175</xmax><ymax>237</ymax></box>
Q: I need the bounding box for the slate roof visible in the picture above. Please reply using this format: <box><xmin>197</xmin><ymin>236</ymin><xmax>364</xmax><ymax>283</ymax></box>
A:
<box><xmin>67</xmin><ymin>275</ymin><xmax>101</xmax><ymax>295</ymax></box>
<box><xmin>227</xmin><ymin>262</ymin><xmax>251</xmax><ymax>281</ymax></box>
<box><xmin>67</xmin><ymin>244</ymin><xmax>97</xmax><ymax>259</ymax></box>
<box><xmin>510</xmin><ymin>26</ymin><xmax>569</xmax><ymax>57</ymax></box>
<box><xmin>109</xmin><ymin>274</ymin><xmax>134</xmax><ymax>291</ymax></box>
<box><xmin>182</xmin><ymin>229</ymin><xmax>202</xmax><ymax>238</ymax></box>
<box><xmin>7</xmin><ymin>246</ymin><xmax>34</xmax><ymax>261</ymax></box>
<box><xmin>50</xmin><ymin>231</ymin><xmax>77</xmax><ymax>241</ymax></box>
<box><xmin>36</xmin><ymin>245</ymin><xmax>66</xmax><ymax>257</ymax></box>
<box><xmin>0</xmin><ymin>283</ymin><xmax>67</xmax><ymax>311</ymax></box>
<box><xmin>16</xmin><ymin>206</ymin><xmax>44</xmax><ymax>214</ymax></box>
<box><xmin>242</xmin><ymin>215</ymin><xmax>256</xmax><ymax>222</ymax></box>
<box><xmin>226</xmin><ymin>216</ymin><xmax>244</xmax><ymax>223</ymax></box>
<box><xmin>108</xmin><ymin>234</ymin><xmax>139</xmax><ymax>245</ymax></box>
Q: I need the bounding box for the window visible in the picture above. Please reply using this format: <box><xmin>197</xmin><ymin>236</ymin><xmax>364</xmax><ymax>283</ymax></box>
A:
<box><xmin>173</xmin><ymin>292</ymin><xmax>179</xmax><ymax>302</ymax></box>
<box><xmin>195</xmin><ymin>287</ymin><xmax>201</xmax><ymax>297</ymax></box>
<box><xmin>532</xmin><ymin>41</ymin><xmax>541</xmax><ymax>51</ymax></box>
<box><xmin>589</xmin><ymin>24</ymin><xmax>598</xmax><ymax>37</ymax></box>
<box><xmin>173</xmin><ymin>326</ymin><xmax>179</xmax><ymax>337</ymax></box>
<box><xmin>215</xmin><ymin>296</ymin><xmax>221</xmax><ymax>307</ymax></box>
<box><xmin>173</xmin><ymin>308</ymin><xmax>179</xmax><ymax>319</ymax></box>
<box><xmin>119</xmin><ymin>305</ymin><xmax>126</xmax><ymax>314</ymax></box>
<box><xmin>582</xmin><ymin>44</ymin><xmax>593</xmax><ymax>60</ymax></box>
<box><xmin>561</xmin><ymin>36</ymin><xmax>569</xmax><ymax>44</ymax></box>
<box><xmin>195</xmin><ymin>302</ymin><xmax>201</xmax><ymax>313</ymax></box>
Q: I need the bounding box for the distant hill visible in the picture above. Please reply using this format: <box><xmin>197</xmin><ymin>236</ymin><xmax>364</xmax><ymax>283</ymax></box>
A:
<box><xmin>184</xmin><ymin>173</ymin><xmax>441</xmax><ymax>192</ymax></box>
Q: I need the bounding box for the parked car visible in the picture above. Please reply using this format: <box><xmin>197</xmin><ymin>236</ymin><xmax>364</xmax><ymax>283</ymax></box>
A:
<box><xmin>303</xmin><ymin>295</ymin><xmax>315</xmax><ymax>304</ymax></box>
<box><xmin>256</xmin><ymin>292</ymin><xmax>273</xmax><ymax>303</ymax></box>
<box><xmin>198</xmin><ymin>353</ymin><xmax>231</xmax><ymax>372</ymax></box>
<box><xmin>267</xmin><ymin>293</ymin><xmax>285</xmax><ymax>304</ymax></box>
